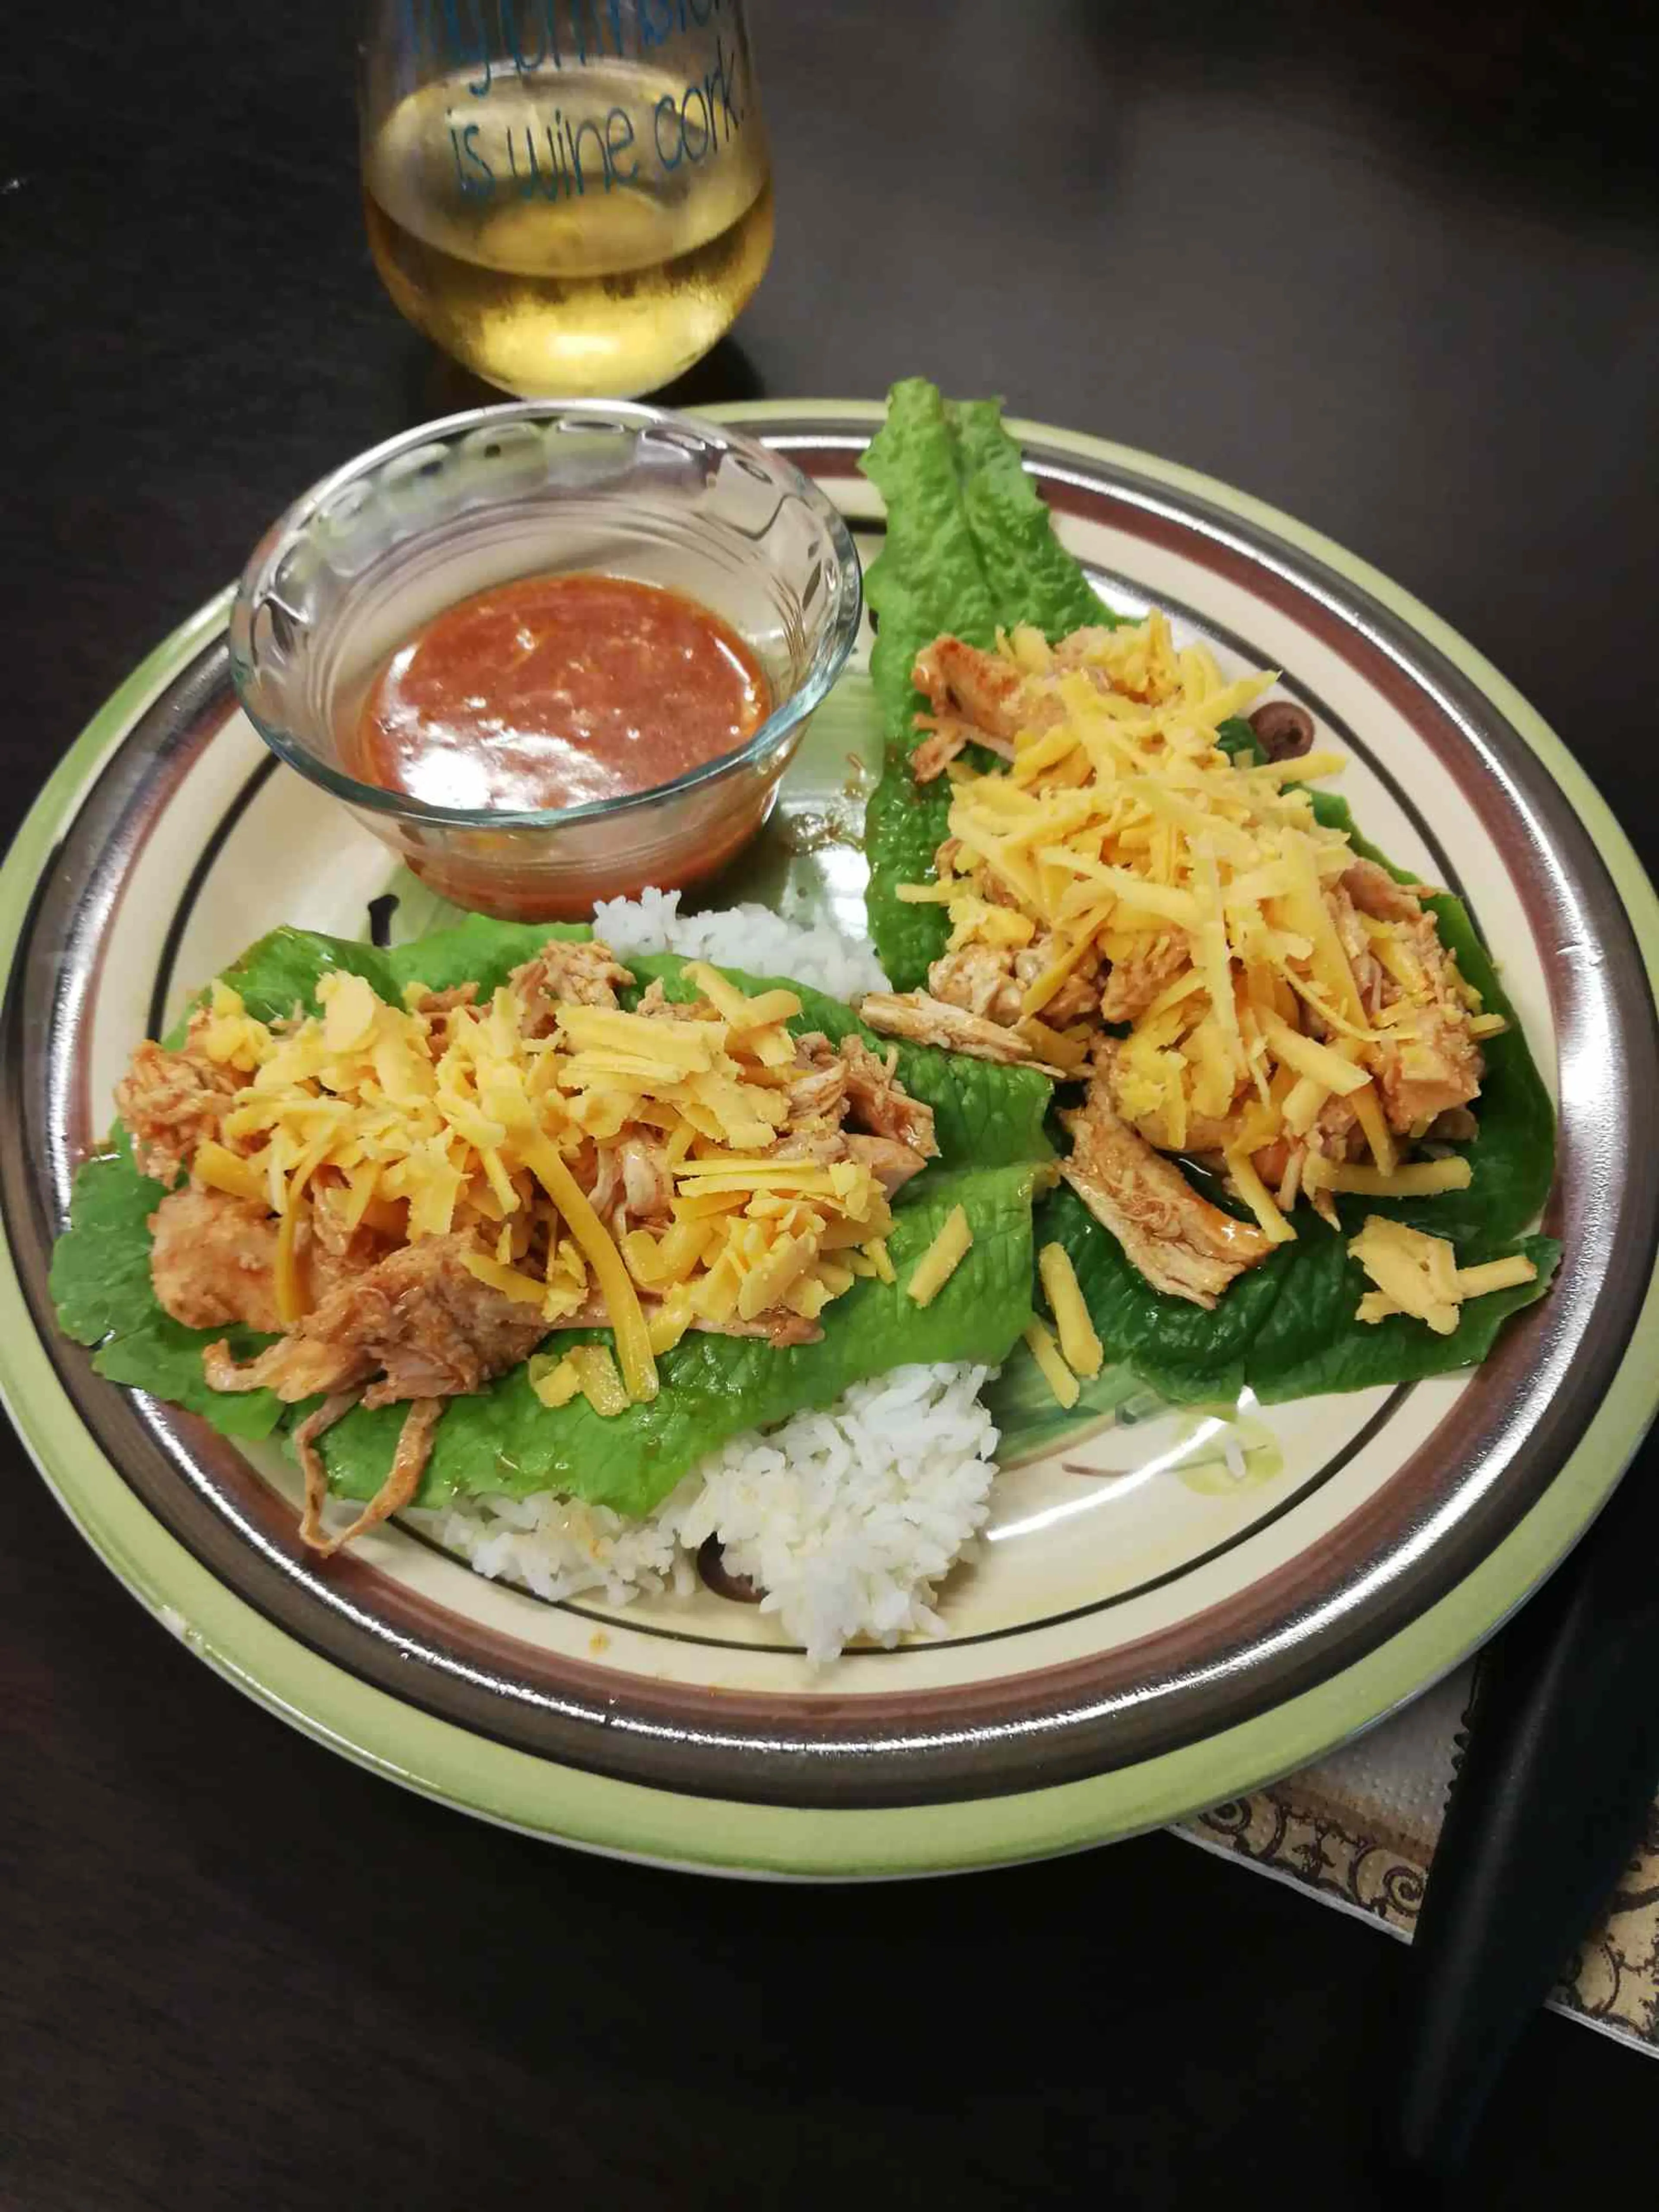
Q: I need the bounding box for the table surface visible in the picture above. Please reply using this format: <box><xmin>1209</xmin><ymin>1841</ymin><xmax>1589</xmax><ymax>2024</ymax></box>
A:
<box><xmin>4</xmin><ymin>2</ymin><xmax>1657</xmax><ymax>2203</ymax></box>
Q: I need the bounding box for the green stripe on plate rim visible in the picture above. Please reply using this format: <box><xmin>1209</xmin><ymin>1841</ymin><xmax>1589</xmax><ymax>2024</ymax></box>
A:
<box><xmin>0</xmin><ymin>413</ymin><xmax>1655</xmax><ymax>1879</ymax></box>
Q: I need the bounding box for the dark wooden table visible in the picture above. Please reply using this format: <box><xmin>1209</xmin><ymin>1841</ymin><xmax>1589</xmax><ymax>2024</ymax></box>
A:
<box><xmin>4</xmin><ymin>4</ymin><xmax>1656</xmax><ymax>2204</ymax></box>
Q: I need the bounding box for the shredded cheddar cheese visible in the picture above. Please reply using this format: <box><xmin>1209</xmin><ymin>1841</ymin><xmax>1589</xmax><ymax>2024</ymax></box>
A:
<box><xmin>1350</xmin><ymin>1215</ymin><xmax>1538</xmax><ymax>1334</ymax></box>
<box><xmin>1305</xmin><ymin>1156</ymin><xmax>1473</xmax><ymax>1200</ymax></box>
<box><xmin>528</xmin><ymin>1352</ymin><xmax>583</xmax><ymax>1408</ymax></box>
<box><xmin>1023</xmin><ymin>1319</ymin><xmax>1081</xmax><ymax>1409</ymax></box>
<box><xmin>562</xmin><ymin>1344</ymin><xmax>628</xmax><ymax>1417</ymax></box>
<box><xmin>186</xmin><ymin>966</ymin><xmax>899</xmax><ymax>1408</ymax></box>
<box><xmin>906</xmin><ymin>1206</ymin><xmax>973</xmax><ymax>1307</ymax></box>
<box><xmin>1037</xmin><ymin>1243</ymin><xmax>1103</xmax><ymax>1379</ymax></box>
<box><xmin>1223</xmin><ymin>1148</ymin><xmax>1298</xmax><ymax>1245</ymax></box>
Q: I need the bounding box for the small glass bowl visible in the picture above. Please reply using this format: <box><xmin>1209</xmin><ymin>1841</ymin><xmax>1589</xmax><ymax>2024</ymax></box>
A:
<box><xmin>229</xmin><ymin>401</ymin><xmax>862</xmax><ymax>920</ymax></box>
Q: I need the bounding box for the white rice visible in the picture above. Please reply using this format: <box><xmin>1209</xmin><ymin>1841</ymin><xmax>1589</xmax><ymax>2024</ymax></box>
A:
<box><xmin>406</xmin><ymin>1363</ymin><xmax>999</xmax><ymax>1662</ymax></box>
<box><xmin>593</xmin><ymin>885</ymin><xmax>889</xmax><ymax>1001</ymax></box>
<box><xmin>401</xmin><ymin>899</ymin><xmax>989</xmax><ymax>1659</ymax></box>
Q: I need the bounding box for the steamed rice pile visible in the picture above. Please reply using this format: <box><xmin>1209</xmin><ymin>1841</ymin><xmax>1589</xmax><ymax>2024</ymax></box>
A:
<box><xmin>594</xmin><ymin>887</ymin><xmax>888</xmax><ymax>1003</ymax></box>
<box><xmin>408</xmin><ymin>1363</ymin><xmax>998</xmax><ymax>1662</ymax></box>
<box><xmin>403</xmin><ymin>893</ymin><xmax>1001</xmax><ymax>1661</ymax></box>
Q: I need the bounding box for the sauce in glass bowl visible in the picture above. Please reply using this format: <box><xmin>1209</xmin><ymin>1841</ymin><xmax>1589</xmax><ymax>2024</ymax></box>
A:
<box><xmin>232</xmin><ymin>400</ymin><xmax>862</xmax><ymax>925</ymax></box>
<box><xmin>350</xmin><ymin>572</ymin><xmax>769</xmax><ymax>814</ymax></box>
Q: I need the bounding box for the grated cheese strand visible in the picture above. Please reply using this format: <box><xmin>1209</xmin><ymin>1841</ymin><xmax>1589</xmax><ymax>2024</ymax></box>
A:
<box><xmin>905</xmin><ymin>1206</ymin><xmax>973</xmax><ymax>1308</ymax></box>
<box><xmin>1349</xmin><ymin>1216</ymin><xmax>1535</xmax><ymax>1336</ymax></box>
<box><xmin>1037</xmin><ymin>1243</ymin><xmax>1103</xmax><ymax>1378</ymax></box>
<box><xmin>1023</xmin><ymin>1319</ymin><xmax>1081</xmax><ymax>1409</ymax></box>
<box><xmin>520</xmin><ymin>1133</ymin><xmax>658</xmax><ymax>1404</ymax></box>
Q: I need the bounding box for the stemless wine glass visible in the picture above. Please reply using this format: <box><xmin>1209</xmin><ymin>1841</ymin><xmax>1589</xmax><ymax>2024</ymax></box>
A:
<box><xmin>359</xmin><ymin>0</ymin><xmax>774</xmax><ymax>399</ymax></box>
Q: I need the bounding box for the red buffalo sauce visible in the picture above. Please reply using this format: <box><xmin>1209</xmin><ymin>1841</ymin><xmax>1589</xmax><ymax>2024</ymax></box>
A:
<box><xmin>351</xmin><ymin>572</ymin><xmax>768</xmax><ymax>813</ymax></box>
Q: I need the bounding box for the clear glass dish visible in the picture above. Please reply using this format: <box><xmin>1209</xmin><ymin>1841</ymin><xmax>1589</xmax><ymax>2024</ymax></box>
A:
<box><xmin>229</xmin><ymin>400</ymin><xmax>861</xmax><ymax>919</ymax></box>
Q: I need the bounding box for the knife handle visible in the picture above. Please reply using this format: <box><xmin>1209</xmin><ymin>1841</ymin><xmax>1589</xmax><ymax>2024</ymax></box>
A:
<box><xmin>1395</xmin><ymin>1423</ymin><xmax>1659</xmax><ymax>2177</ymax></box>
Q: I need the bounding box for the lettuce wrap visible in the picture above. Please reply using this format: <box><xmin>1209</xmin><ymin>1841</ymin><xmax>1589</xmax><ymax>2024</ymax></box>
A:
<box><xmin>51</xmin><ymin>924</ymin><xmax>1054</xmax><ymax>1518</ymax></box>
<box><xmin>858</xmin><ymin>378</ymin><xmax>1558</xmax><ymax>1401</ymax></box>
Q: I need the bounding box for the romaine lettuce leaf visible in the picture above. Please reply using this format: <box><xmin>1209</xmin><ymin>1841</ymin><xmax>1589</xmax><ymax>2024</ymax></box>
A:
<box><xmin>860</xmin><ymin>383</ymin><xmax>991</xmax><ymax>990</ymax></box>
<box><xmin>320</xmin><ymin>950</ymin><xmax>1055</xmax><ymax>1511</ymax></box>
<box><xmin>944</xmin><ymin>398</ymin><xmax>1118</xmax><ymax>639</ymax></box>
<box><xmin>859</xmin><ymin>380</ymin><xmax>1125</xmax><ymax>989</ymax></box>
<box><xmin>217</xmin><ymin>925</ymin><xmax>397</xmax><ymax>1023</ymax></box>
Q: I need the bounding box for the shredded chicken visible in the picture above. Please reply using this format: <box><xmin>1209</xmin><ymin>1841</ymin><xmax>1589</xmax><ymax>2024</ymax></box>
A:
<box><xmin>1320</xmin><ymin>881</ymin><xmax>1386</xmax><ymax>1023</ymax></box>
<box><xmin>844</xmin><ymin>1133</ymin><xmax>931</xmax><ymax>1198</ymax></box>
<box><xmin>509</xmin><ymin>940</ymin><xmax>636</xmax><ymax>1031</ymax></box>
<box><xmin>836</xmin><ymin>1033</ymin><xmax>938</xmax><ymax>1158</ymax></box>
<box><xmin>783</xmin><ymin>1037</ymin><xmax>849</xmax><ymax>1128</ymax></box>
<box><xmin>149</xmin><ymin>1189</ymin><xmax>283</xmax><ymax>1333</ymax></box>
<box><xmin>405</xmin><ymin>981</ymin><xmax>480</xmax><ymax>1017</ymax></box>
<box><xmin>1246</xmin><ymin>1095</ymin><xmax>1362</xmax><ymax>1188</ymax></box>
<box><xmin>296</xmin><ymin>1393</ymin><xmax>442</xmax><ymax>1558</ymax></box>
<box><xmin>909</xmin><ymin>637</ymin><xmax>1036</xmax><ymax>779</ymax></box>
<box><xmin>915</xmin><ymin>639</ymin><xmax>1026</xmax><ymax>735</ymax></box>
<box><xmin>305</xmin><ymin>1188</ymin><xmax>395</xmax><ymax>1278</ymax></box>
<box><xmin>203</xmin><ymin>1233</ymin><xmax>550</xmax><ymax>1406</ymax></box>
<box><xmin>780</xmin><ymin>1032</ymin><xmax>938</xmax><ymax>1180</ymax></box>
<box><xmin>149</xmin><ymin>1185</ymin><xmax>392</xmax><ymax>1335</ymax></box>
<box><xmin>927</xmin><ymin>939</ymin><xmax>1100</xmax><ymax>1028</ymax></box>
<box><xmin>770</xmin><ymin>1128</ymin><xmax>848</xmax><ymax>1168</ymax></box>
<box><xmin>925</xmin><ymin>944</ymin><xmax>1023</xmax><ymax>1023</ymax></box>
<box><xmin>617</xmin><ymin>1137</ymin><xmax>673</xmax><ymax>1227</ymax></box>
<box><xmin>1097</xmin><ymin>934</ymin><xmax>1189</xmax><ymax>1024</ymax></box>
<box><xmin>1342</xmin><ymin>858</ymin><xmax>1435</xmax><ymax>923</ymax></box>
<box><xmin>858</xmin><ymin>991</ymin><xmax>1071</xmax><ymax>1077</ymax></box>
<box><xmin>295</xmin><ymin>1392</ymin><xmax>369</xmax><ymax>1551</ymax></box>
<box><xmin>913</xmin><ymin>721</ymin><xmax>1014</xmax><ymax>782</ymax></box>
<box><xmin>115</xmin><ymin>1024</ymin><xmax>248</xmax><ymax>1187</ymax></box>
<box><xmin>586</xmin><ymin>1135</ymin><xmax>675</xmax><ymax>1236</ymax></box>
<box><xmin>1376</xmin><ymin>1007</ymin><xmax>1483</xmax><ymax>1131</ymax></box>
<box><xmin>1372</xmin><ymin>913</ymin><xmax>1485</xmax><ymax>1131</ymax></box>
<box><xmin>632</xmin><ymin>977</ymin><xmax>705</xmax><ymax>1022</ymax></box>
<box><xmin>1243</xmin><ymin>1093</ymin><xmax>1366</xmax><ymax>1230</ymax></box>
<box><xmin>1314</xmin><ymin>875</ymin><xmax>1482</xmax><ymax>1132</ymax></box>
<box><xmin>772</xmin><ymin>1040</ymin><xmax>932</xmax><ymax>1202</ymax></box>
<box><xmin>913</xmin><ymin>633</ymin><xmax>1179</xmax><ymax>781</ymax></box>
<box><xmin>1060</xmin><ymin>1074</ymin><xmax>1276</xmax><ymax>1309</ymax></box>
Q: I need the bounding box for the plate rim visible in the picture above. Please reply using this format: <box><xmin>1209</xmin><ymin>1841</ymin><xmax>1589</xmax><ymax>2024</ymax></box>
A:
<box><xmin>3</xmin><ymin>407</ymin><xmax>1657</xmax><ymax>1878</ymax></box>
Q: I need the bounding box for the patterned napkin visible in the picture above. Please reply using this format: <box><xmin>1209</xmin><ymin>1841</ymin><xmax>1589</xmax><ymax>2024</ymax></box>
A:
<box><xmin>1175</xmin><ymin>1666</ymin><xmax>1659</xmax><ymax>2053</ymax></box>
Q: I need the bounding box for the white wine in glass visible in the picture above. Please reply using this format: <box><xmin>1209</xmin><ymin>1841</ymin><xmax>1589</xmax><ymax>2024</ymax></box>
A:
<box><xmin>360</xmin><ymin>3</ymin><xmax>774</xmax><ymax>397</ymax></box>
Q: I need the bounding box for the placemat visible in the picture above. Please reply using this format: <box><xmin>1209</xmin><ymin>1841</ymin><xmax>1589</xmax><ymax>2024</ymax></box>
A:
<box><xmin>1176</xmin><ymin>1667</ymin><xmax>1659</xmax><ymax>2054</ymax></box>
